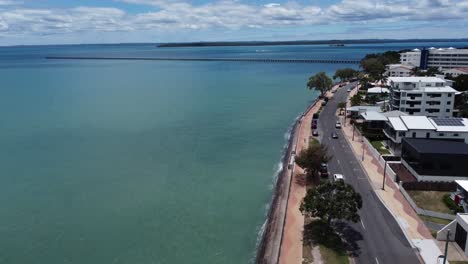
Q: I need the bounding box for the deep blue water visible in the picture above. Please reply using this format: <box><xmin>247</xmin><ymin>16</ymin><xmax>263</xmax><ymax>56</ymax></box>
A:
<box><xmin>0</xmin><ymin>42</ymin><xmax>467</xmax><ymax>264</ymax></box>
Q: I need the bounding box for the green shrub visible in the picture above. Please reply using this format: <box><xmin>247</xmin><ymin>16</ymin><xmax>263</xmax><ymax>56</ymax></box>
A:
<box><xmin>443</xmin><ymin>194</ymin><xmax>464</xmax><ymax>213</ymax></box>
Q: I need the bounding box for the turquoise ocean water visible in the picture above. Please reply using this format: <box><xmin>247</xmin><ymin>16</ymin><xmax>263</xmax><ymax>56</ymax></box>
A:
<box><xmin>0</xmin><ymin>42</ymin><xmax>467</xmax><ymax>264</ymax></box>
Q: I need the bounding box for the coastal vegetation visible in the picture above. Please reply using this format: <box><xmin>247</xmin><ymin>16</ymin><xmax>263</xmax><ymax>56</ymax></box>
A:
<box><xmin>300</xmin><ymin>181</ymin><xmax>363</xmax><ymax>225</ymax></box>
<box><xmin>333</xmin><ymin>68</ymin><xmax>359</xmax><ymax>82</ymax></box>
<box><xmin>307</xmin><ymin>72</ymin><xmax>333</xmax><ymax>96</ymax></box>
<box><xmin>360</xmin><ymin>51</ymin><xmax>399</xmax><ymax>80</ymax></box>
<box><xmin>295</xmin><ymin>142</ymin><xmax>332</xmax><ymax>179</ymax></box>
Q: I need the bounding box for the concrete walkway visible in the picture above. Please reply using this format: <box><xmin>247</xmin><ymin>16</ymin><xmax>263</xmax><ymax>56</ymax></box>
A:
<box><xmin>279</xmin><ymin>86</ymin><xmax>339</xmax><ymax>264</ymax></box>
<box><xmin>341</xmin><ymin>87</ymin><xmax>441</xmax><ymax>264</ymax></box>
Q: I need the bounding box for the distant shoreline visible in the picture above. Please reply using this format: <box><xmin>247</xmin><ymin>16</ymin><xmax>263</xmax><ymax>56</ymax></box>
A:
<box><xmin>157</xmin><ymin>38</ymin><xmax>468</xmax><ymax>48</ymax></box>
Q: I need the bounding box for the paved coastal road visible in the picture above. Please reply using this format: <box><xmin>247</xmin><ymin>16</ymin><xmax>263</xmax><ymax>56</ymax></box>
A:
<box><xmin>317</xmin><ymin>82</ymin><xmax>421</xmax><ymax>264</ymax></box>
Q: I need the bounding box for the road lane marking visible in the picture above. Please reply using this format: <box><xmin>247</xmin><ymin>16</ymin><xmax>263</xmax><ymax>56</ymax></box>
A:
<box><xmin>360</xmin><ymin>219</ymin><xmax>366</xmax><ymax>230</ymax></box>
<box><xmin>375</xmin><ymin>257</ymin><xmax>380</xmax><ymax>264</ymax></box>
<box><xmin>337</xmin><ymin>159</ymin><xmax>341</xmax><ymax>165</ymax></box>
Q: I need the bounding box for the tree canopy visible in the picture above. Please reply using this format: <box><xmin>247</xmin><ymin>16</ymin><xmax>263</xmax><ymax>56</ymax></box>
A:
<box><xmin>295</xmin><ymin>142</ymin><xmax>332</xmax><ymax>177</ymax></box>
<box><xmin>300</xmin><ymin>181</ymin><xmax>362</xmax><ymax>225</ymax></box>
<box><xmin>360</xmin><ymin>51</ymin><xmax>400</xmax><ymax>80</ymax></box>
<box><xmin>307</xmin><ymin>72</ymin><xmax>333</xmax><ymax>96</ymax></box>
<box><xmin>453</xmin><ymin>74</ymin><xmax>468</xmax><ymax>92</ymax></box>
<box><xmin>333</xmin><ymin>68</ymin><xmax>359</xmax><ymax>81</ymax></box>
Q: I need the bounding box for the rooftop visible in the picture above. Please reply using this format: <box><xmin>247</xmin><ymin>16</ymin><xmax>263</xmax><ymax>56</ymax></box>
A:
<box><xmin>456</xmin><ymin>180</ymin><xmax>468</xmax><ymax>192</ymax></box>
<box><xmin>388</xmin><ymin>77</ymin><xmax>446</xmax><ymax>83</ymax></box>
<box><xmin>367</xmin><ymin>87</ymin><xmax>390</xmax><ymax>94</ymax></box>
<box><xmin>454</xmin><ymin>68</ymin><xmax>468</xmax><ymax>74</ymax></box>
<box><xmin>360</xmin><ymin>111</ymin><xmax>387</xmax><ymax>121</ymax></box>
<box><xmin>430</xmin><ymin>118</ymin><xmax>468</xmax><ymax>132</ymax></box>
<box><xmin>424</xmin><ymin>86</ymin><xmax>458</xmax><ymax>93</ymax></box>
<box><xmin>400</xmin><ymin>116</ymin><xmax>435</xmax><ymax>130</ymax></box>
<box><xmin>403</xmin><ymin>138</ymin><xmax>468</xmax><ymax>155</ymax></box>
<box><xmin>382</xmin><ymin>110</ymin><xmax>408</xmax><ymax>118</ymax></box>
<box><xmin>388</xmin><ymin>117</ymin><xmax>408</xmax><ymax>131</ymax></box>
<box><xmin>346</xmin><ymin>105</ymin><xmax>381</xmax><ymax>112</ymax></box>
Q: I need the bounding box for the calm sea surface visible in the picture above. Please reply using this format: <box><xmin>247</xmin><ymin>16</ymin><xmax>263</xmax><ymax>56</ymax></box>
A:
<box><xmin>1</xmin><ymin>42</ymin><xmax>467</xmax><ymax>264</ymax></box>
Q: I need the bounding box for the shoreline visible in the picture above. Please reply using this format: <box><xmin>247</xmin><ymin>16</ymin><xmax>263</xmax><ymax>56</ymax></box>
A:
<box><xmin>255</xmin><ymin>95</ymin><xmax>321</xmax><ymax>264</ymax></box>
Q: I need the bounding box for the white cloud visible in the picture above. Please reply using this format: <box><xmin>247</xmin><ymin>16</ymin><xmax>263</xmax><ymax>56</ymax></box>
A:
<box><xmin>0</xmin><ymin>0</ymin><xmax>467</xmax><ymax>43</ymax></box>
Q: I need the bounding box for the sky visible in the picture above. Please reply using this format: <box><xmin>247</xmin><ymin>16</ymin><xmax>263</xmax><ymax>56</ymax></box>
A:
<box><xmin>0</xmin><ymin>0</ymin><xmax>468</xmax><ymax>45</ymax></box>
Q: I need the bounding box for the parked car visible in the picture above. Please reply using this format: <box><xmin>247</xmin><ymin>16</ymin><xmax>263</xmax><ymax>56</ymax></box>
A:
<box><xmin>333</xmin><ymin>174</ymin><xmax>344</xmax><ymax>181</ymax></box>
<box><xmin>335</xmin><ymin>121</ymin><xmax>341</xmax><ymax>129</ymax></box>
<box><xmin>312</xmin><ymin>130</ymin><xmax>319</xmax><ymax>137</ymax></box>
<box><xmin>321</xmin><ymin>101</ymin><xmax>327</xmax><ymax>106</ymax></box>
<box><xmin>319</xmin><ymin>163</ymin><xmax>329</xmax><ymax>177</ymax></box>
<box><xmin>331</xmin><ymin>132</ymin><xmax>338</xmax><ymax>139</ymax></box>
<box><xmin>312</xmin><ymin>123</ymin><xmax>317</xmax><ymax>129</ymax></box>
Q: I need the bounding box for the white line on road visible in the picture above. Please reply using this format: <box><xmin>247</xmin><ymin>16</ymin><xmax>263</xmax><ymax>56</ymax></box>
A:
<box><xmin>360</xmin><ymin>219</ymin><xmax>366</xmax><ymax>230</ymax></box>
<box><xmin>375</xmin><ymin>257</ymin><xmax>380</xmax><ymax>264</ymax></box>
<box><xmin>337</xmin><ymin>159</ymin><xmax>341</xmax><ymax>165</ymax></box>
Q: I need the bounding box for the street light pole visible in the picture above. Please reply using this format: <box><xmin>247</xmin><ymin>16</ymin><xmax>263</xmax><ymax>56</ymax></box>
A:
<box><xmin>352</xmin><ymin>122</ymin><xmax>356</xmax><ymax>141</ymax></box>
<box><xmin>361</xmin><ymin>139</ymin><xmax>365</xmax><ymax>161</ymax></box>
<box><xmin>443</xmin><ymin>229</ymin><xmax>450</xmax><ymax>264</ymax></box>
<box><xmin>382</xmin><ymin>160</ymin><xmax>387</xmax><ymax>190</ymax></box>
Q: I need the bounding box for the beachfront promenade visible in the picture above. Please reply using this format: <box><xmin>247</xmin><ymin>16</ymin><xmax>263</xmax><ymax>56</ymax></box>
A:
<box><xmin>45</xmin><ymin>56</ymin><xmax>360</xmax><ymax>64</ymax></box>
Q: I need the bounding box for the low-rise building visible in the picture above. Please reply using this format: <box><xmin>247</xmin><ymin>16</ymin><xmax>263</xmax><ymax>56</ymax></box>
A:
<box><xmin>388</xmin><ymin>77</ymin><xmax>458</xmax><ymax>118</ymax></box>
<box><xmin>401</xmin><ymin>138</ymin><xmax>468</xmax><ymax>182</ymax></box>
<box><xmin>443</xmin><ymin>68</ymin><xmax>468</xmax><ymax>78</ymax></box>
<box><xmin>385</xmin><ymin>64</ymin><xmax>414</xmax><ymax>77</ymax></box>
<box><xmin>383</xmin><ymin>116</ymin><xmax>468</xmax><ymax>154</ymax></box>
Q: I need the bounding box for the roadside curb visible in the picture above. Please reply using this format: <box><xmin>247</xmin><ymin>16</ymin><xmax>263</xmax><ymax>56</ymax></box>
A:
<box><xmin>340</xmin><ymin>121</ymin><xmax>427</xmax><ymax>264</ymax></box>
<box><xmin>340</xmin><ymin>123</ymin><xmax>417</xmax><ymax>249</ymax></box>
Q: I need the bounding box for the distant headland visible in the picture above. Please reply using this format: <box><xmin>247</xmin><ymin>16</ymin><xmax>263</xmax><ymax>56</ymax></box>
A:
<box><xmin>157</xmin><ymin>38</ymin><xmax>468</xmax><ymax>48</ymax></box>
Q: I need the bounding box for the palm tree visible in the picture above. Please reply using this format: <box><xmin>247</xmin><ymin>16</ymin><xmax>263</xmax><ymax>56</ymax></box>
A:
<box><xmin>307</xmin><ymin>72</ymin><xmax>333</xmax><ymax>97</ymax></box>
<box><xmin>376</xmin><ymin>73</ymin><xmax>388</xmax><ymax>110</ymax></box>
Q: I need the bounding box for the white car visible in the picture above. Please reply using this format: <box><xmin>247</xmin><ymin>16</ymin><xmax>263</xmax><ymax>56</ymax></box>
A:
<box><xmin>335</xmin><ymin>121</ymin><xmax>342</xmax><ymax>129</ymax></box>
<box><xmin>333</xmin><ymin>174</ymin><xmax>344</xmax><ymax>181</ymax></box>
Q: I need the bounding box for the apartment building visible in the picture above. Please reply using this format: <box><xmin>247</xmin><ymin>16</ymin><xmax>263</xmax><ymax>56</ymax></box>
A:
<box><xmin>400</xmin><ymin>47</ymin><xmax>468</xmax><ymax>70</ymax></box>
<box><xmin>388</xmin><ymin>77</ymin><xmax>458</xmax><ymax>118</ymax></box>
<box><xmin>400</xmin><ymin>49</ymin><xmax>421</xmax><ymax>67</ymax></box>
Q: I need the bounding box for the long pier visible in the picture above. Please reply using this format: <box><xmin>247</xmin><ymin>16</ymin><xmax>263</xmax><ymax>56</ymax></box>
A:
<box><xmin>45</xmin><ymin>56</ymin><xmax>360</xmax><ymax>64</ymax></box>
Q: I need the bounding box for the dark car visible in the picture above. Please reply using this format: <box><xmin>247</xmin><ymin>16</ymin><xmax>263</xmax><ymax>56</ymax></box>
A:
<box><xmin>311</xmin><ymin>123</ymin><xmax>317</xmax><ymax>129</ymax></box>
<box><xmin>331</xmin><ymin>132</ymin><xmax>338</xmax><ymax>139</ymax></box>
<box><xmin>312</xmin><ymin>130</ymin><xmax>319</xmax><ymax>136</ymax></box>
<box><xmin>319</xmin><ymin>163</ymin><xmax>328</xmax><ymax>177</ymax></box>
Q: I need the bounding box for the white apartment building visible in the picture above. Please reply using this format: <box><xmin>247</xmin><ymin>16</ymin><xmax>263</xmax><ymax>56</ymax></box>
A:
<box><xmin>400</xmin><ymin>47</ymin><xmax>468</xmax><ymax>70</ymax></box>
<box><xmin>388</xmin><ymin>77</ymin><xmax>458</xmax><ymax>118</ymax></box>
<box><xmin>383</xmin><ymin>115</ymin><xmax>468</xmax><ymax>154</ymax></box>
<box><xmin>400</xmin><ymin>49</ymin><xmax>421</xmax><ymax>67</ymax></box>
<box><xmin>385</xmin><ymin>64</ymin><xmax>413</xmax><ymax>77</ymax></box>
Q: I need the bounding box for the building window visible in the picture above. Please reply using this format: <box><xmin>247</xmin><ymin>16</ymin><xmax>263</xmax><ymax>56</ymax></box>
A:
<box><xmin>448</xmin><ymin>94</ymin><xmax>452</xmax><ymax>97</ymax></box>
<box><xmin>446</xmin><ymin>109</ymin><xmax>450</xmax><ymax>112</ymax></box>
<box><xmin>412</xmin><ymin>132</ymin><xmax>416</xmax><ymax>138</ymax></box>
<box><xmin>439</xmin><ymin>133</ymin><xmax>445</xmax><ymax>136</ymax></box>
<box><xmin>399</xmin><ymin>132</ymin><xmax>406</xmax><ymax>137</ymax></box>
<box><xmin>426</xmin><ymin>132</ymin><xmax>430</xmax><ymax>138</ymax></box>
<box><xmin>448</xmin><ymin>101</ymin><xmax>451</xmax><ymax>105</ymax></box>
<box><xmin>454</xmin><ymin>133</ymin><xmax>459</xmax><ymax>136</ymax></box>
